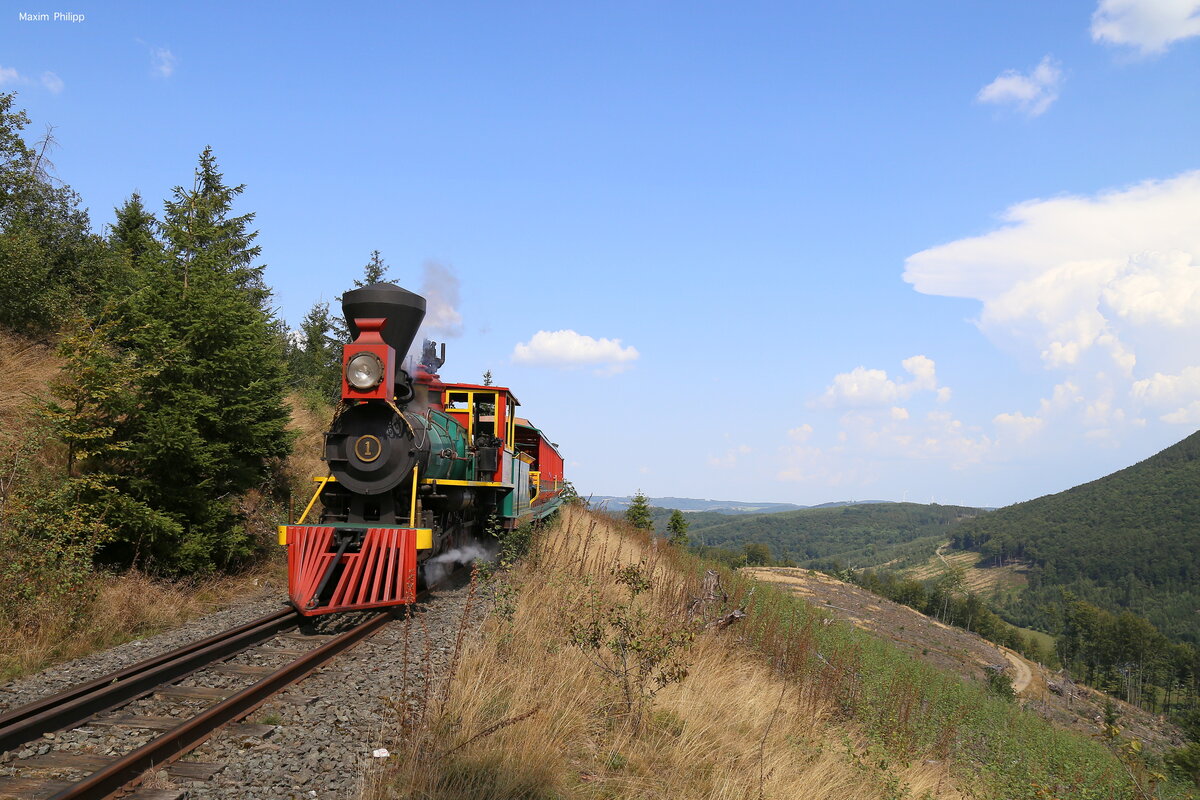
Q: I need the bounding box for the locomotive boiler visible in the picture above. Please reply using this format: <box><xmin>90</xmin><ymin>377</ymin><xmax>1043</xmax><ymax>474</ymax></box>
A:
<box><xmin>279</xmin><ymin>282</ymin><xmax>565</xmax><ymax>615</ymax></box>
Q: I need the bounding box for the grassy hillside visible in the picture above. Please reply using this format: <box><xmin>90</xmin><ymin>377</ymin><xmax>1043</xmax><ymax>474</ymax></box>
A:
<box><xmin>367</xmin><ymin>507</ymin><xmax>1188</xmax><ymax>799</ymax></box>
<box><xmin>950</xmin><ymin>430</ymin><xmax>1200</xmax><ymax>643</ymax></box>
<box><xmin>679</xmin><ymin>502</ymin><xmax>983</xmax><ymax>569</ymax></box>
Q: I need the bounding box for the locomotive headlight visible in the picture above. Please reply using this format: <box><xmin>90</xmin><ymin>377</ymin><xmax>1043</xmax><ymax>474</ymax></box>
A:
<box><xmin>346</xmin><ymin>352</ymin><xmax>384</xmax><ymax>390</ymax></box>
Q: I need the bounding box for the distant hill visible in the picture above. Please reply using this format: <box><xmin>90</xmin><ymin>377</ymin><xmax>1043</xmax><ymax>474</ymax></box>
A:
<box><xmin>950</xmin><ymin>429</ymin><xmax>1200</xmax><ymax>644</ymax></box>
<box><xmin>589</xmin><ymin>495</ymin><xmax>807</xmax><ymax>515</ymax></box>
<box><xmin>590</xmin><ymin>495</ymin><xmax>899</xmax><ymax>515</ymax></box>
<box><xmin>668</xmin><ymin>502</ymin><xmax>984</xmax><ymax>569</ymax></box>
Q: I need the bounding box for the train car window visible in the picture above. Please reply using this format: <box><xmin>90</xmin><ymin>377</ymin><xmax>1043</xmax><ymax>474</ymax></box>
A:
<box><xmin>446</xmin><ymin>392</ymin><xmax>469</xmax><ymax>409</ymax></box>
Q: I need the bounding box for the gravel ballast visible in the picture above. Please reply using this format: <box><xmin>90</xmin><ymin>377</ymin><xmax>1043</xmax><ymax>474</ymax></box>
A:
<box><xmin>0</xmin><ymin>571</ymin><xmax>489</xmax><ymax>799</ymax></box>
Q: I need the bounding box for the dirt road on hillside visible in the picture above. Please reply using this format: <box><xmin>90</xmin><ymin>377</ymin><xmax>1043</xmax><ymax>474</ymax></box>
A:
<box><xmin>1001</xmin><ymin>648</ymin><xmax>1032</xmax><ymax>693</ymax></box>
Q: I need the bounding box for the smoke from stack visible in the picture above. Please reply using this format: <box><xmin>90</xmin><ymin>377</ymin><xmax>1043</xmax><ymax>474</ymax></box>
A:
<box><xmin>419</xmin><ymin>261</ymin><xmax>464</xmax><ymax>339</ymax></box>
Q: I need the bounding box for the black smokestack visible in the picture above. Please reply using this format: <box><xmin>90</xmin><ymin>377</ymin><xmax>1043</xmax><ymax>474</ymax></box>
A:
<box><xmin>342</xmin><ymin>282</ymin><xmax>427</xmax><ymax>358</ymax></box>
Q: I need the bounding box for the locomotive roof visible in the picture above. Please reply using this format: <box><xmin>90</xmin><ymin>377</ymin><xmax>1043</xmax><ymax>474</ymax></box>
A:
<box><xmin>440</xmin><ymin>381</ymin><xmax>520</xmax><ymax>405</ymax></box>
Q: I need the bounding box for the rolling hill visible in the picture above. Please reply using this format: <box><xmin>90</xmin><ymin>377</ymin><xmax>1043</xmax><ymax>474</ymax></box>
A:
<box><xmin>665</xmin><ymin>502</ymin><xmax>984</xmax><ymax>569</ymax></box>
<box><xmin>949</xmin><ymin>429</ymin><xmax>1200</xmax><ymax>643</ymax></box>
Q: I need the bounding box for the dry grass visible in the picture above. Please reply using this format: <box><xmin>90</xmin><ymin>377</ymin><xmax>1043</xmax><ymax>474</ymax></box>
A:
<box><xmin>0</xmin><ymin>331</ymin><xmax>64</xmax><ymax>494</ymax></box>
<box><xmin>0</xmin><ymin>563</ymin><xmax>285</xmax><ymax>681</ymax></box>
<box><xmin>285</xmin><ymin>392</ymin><xmax>330</xmax><ymax>486</ymax></box>
<box><xmin>902</xmin><ymin>546</ymin><xmax>1029</xmax><ymax>596</ymax></box>
<box><xmin>0</xmin><ymin>330</ymin><xmax>60</xmax><ymax>432</ymax></box>
<box><xmin>367</xmin><ymin>508</ymin><xmax>963</xmax><ymax>800</ymax></box>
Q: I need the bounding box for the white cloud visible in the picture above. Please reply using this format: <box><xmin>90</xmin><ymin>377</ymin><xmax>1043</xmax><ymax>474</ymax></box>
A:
<box><xmin>1103</xmin><ymin>250</ymin><xmax>1200</xmax><ymax>326</ymax></box>
<box><xmin>0</xmin><ymin>65</ymin><xmax>64</xmax><ymax>94</ymax></box>
<box><xmin>905</xmin><ymin>170</ymin><xmax>1200</xmax><ymax>431</ymax></box>
<box><xmin>1091</xmin><ymin>0</ymin><xmax>1200</xmax><ymax>54</ymax></box>
<box><xmin>512</xmin><ymin>329</ymin><xmax>639</xmax><ymax>375</ymax></box>
<box><xmin>820</xmin><ymin>355</ymin><xmax>946</xmax><ymax>407</ymax></box>
<box><xmin>1132</xmin><ymin>365</ymin><xmax>1200</xmax><ymax>421</ymax></box>
<box><xmin>890</xmin><ymin>407</ymin><xmax>909</xmax><ymax>421</ymax></box>
<box><xmin>1038</xmin><ymin>381</ymin><xmax>1085</xmax><ymax>416</ymax></box>
<box><xmin>788</xmin><ymin>424</ymin><xmax>814</xmax><ymax>442</ymax></box>
<box><xmin>977</xmin><ymin>56</ymin><xmax>1063</xmax><ymax>117</ymax></box>
<box><xmin>1163</xmin><ymin>400</ymin><xmax>1200</xmax><ymax>423</ymax></box>
<box><xmin>40</xmin><ymin>71</ymin><xmax>63</xmax><ymax>94</ymax></box>
<box><xmin>151</xmin><ymin>47</ymin><xmax>177</xmax><ymax>78</ymax></box>
<box><xmin>994</xmin><ymin>410</ymin><xmax>1046</xmax><ymax>441</ymax></box>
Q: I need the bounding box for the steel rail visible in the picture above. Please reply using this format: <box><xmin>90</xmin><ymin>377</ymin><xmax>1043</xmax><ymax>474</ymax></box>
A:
<box><xmin>0</xmin><ymin>608</ymin><xmax>297</xmax><ymax>754</ymax></box>
<box><xmin>48</xmin><ymin>610</ymin><xmax>394</xmax><ymax>800</ymax></box>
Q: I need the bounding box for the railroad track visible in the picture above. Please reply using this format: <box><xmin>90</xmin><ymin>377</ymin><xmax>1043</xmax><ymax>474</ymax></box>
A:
<box><xmin>0</xmin><ymin>601</ymin><xmax>412</xmax><ymax>800</ymax></box>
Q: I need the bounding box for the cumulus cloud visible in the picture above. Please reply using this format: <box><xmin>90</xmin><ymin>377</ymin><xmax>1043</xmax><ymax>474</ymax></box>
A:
<box><xmin>512</xmin><ymin>329</ymin><xmax>639</xmax><ymax>375</ymax></box>
<box><xmin>1132</xmin><ymin>365</ymin><xmax>1200</xmax><ymax>421</ymax></box>
<box><xmin>1091</xmin><ymin>0</ymin><xmax>1200</xmax><ymax>54</ymax></box>
<box><xmin>905</xmin><ymin>170</ymin><xmax>1200</xmax><ymax>428</ymax></box>
<box><xmin>819</xmin><ymin>355</ymin><xmax>947</xmax><ymax>407</ymax></box>
<box><xmin>977</xmin><ymin>56</ymin><xmax>1062</xmax><ymax>116</ymax></box>
<box><xmin>151</xmin><ymin>46</ymin><xmax>177</xmax><ymax>78</ymax></box>
<box><xmin>1103</xmin><ymin>250</ymin><xmax>1200</xmax><ymax>326</ymax></box>
<box><xmin>778</xmin><ymin>406</ymin><xmax>990</xmax><ymax>486</ymax></box>
<box><xmin>994</xmin><ymin>410</ymin><xmax>1046</xmax><ymax>441</ymax></box>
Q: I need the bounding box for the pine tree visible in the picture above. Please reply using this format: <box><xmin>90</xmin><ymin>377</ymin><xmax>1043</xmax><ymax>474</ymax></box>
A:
<box><xmin>109</xmin><ymin>193</ymin><xmax>160</xmax><ymax>272</ymax></box>
<box><xmin>109</xmin><ymin>148</ymin><xmax>293</xmax><ymax>573</ymax></box>
<box><xmin>287</xmin><ymin>300</ymin><xmax>342</xmax><ymax>403</ymax></box>
<box><xmin>667</xmin><ymin>509</ymin><xmax>689</xmax><ymax>547</ymax></box>
<box><xmin>482</xmin><ymin>369</ymin><xmax>493</xmax><ymax>386</ymax></box>
<box><xmin>162</xmin><ymin>146</ymin><xmax>269</xmax><ymax>310</ymax></box>
<box><xmin>625</xmin><ymin>491</ymin><xmax>653</xmax><ymax>530</ymax></box>
<box><xmin>356</xmin><ymin>250</ymin><xmax>389</xmax><ymax>287</ymax></box>
<box><xmin>331</xmin><ymin>250</ymin><xmax>391</xmax><ymax>343</ymax></box>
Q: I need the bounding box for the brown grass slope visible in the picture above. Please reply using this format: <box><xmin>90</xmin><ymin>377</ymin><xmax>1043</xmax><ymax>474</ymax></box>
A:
<box><xmin>366</xmin><ymin>509</ymin><xmax>1157</xmax><ymax>800</ymax></box>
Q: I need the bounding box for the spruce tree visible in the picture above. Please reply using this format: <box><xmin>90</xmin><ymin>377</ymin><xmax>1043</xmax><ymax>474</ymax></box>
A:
<box><xmin>287</xmin><ymin>300</ymin><xmax>342</xmax><ymax>404</ymax></box>
<box><xmin>330</xmin><ymin>250</ymin><xmax>390</xmax><ymax>343</ymax></box>
<box><xmin>667</xmin><ymin>509</ymin><xmax>689</xmax><ymax>547</ymax></box>
<box><xmin>625</xmin><ymin>491</ymin><xmax>653</xmax><ymax>530</ymax></box>
<box><xmin>356</xmin><ymin>250</ymin><xmax>389</xmax><ymax>287</ymax></box>
<box><xmin>110</xmin><ymin>148</ymin><xmax>293</xmax><ymax>573</ymax></box>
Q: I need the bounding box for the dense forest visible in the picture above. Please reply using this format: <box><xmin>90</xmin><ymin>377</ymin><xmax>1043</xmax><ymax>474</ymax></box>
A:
<box><xmin>949</xmin><ymin>430</ymin><xmax>1200</xmax><ymax>644</ymax></box>
<box><xmin>655</xmin><ymin>502</ymin><xmax>981</xmax><ymax>570</ymax></box>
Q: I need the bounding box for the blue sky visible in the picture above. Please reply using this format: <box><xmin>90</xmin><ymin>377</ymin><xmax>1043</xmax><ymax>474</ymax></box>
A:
<box><xmin>6</xmin><ymin>1</ymin><xmax>1200</xmax><ymax>507</ymax></box>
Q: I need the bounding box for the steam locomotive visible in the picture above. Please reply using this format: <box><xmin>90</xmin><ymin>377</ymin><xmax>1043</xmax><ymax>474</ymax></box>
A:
<box><xmin>278</xmin><ymin>282</ymin><xmax>565</xmax><ymax>616</ymax></box>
